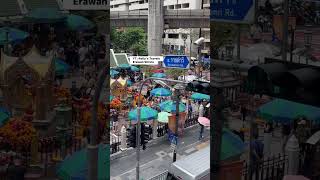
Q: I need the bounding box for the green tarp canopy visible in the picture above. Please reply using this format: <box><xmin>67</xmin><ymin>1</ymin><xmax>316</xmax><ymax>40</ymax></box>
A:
<box><xmin>57</xmin><ymin>144</ymin><xmax>109</xmax><ymax>180</ymax></box>
<box><xmin>257</xmin><ymin>98</ymin><xmax>320</xmax><ymax>124</ymax></box>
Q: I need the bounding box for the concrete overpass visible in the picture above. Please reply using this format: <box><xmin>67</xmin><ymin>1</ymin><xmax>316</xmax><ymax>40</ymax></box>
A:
<box><xmin>97</xmin><ymin>9</ymin><xmax>209</xmax><ymax>28</ymax></box>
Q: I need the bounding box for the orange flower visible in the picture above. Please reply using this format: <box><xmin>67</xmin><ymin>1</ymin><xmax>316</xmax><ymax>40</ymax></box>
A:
<box><xmin>0</xmin><ymin>118</ymin><xmax>36</xmax><ymax>150</ymax></box>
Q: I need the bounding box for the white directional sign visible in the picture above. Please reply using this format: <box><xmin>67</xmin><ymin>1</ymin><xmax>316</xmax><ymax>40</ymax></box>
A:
<box><xmin>129</xmin><ymin>56</ymin><xmax>163</xmax><ymax>65</ymax></box>
<box><xmin>171</xmin><ymin>143</ymin><xmax>177</xmax><ymax>151</ymax></box>
<box><xmin>62</xmin><ymin>0</ymin><xmax>109</xmax><ymax>10</ymax></box>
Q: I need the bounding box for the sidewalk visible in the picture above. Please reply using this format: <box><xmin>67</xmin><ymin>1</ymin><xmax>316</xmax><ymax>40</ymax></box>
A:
<box><xmin>110</xmin><ymin>125</ymin><xmax>210</xmax><ymax>180</ymax></box>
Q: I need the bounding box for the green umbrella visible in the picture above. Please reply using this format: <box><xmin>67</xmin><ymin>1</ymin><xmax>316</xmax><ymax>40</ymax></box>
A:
<box><xmin>117</xmin><ymin>64</ymin><xmax>131</xmax><ymax>69</ymax></box>
<box><xmin>191</xmin><ymin>93</ymin><xmax>210</xmax><ymax>101</ymax></box>
<box><xmin>159</xmin><ymin>100</ymin><xmax>186</xmax><ymax>113</ymax></box>
<box><xmin>219</xmin><ymin>128</ymin><xmax>246</xmax><ymax>160</ymax></box>
<box><xmin>57</xmin><ymin>144</ymin><xmax>109</xmax><ymax>180</ymax></box>
<box><xmin>152</xmin><ymin>73</ymin><xmax>166</xmax><ymax>78</ymax></box>
<box><xmin>0</xmin><ymin>112</ymin><xmax>10</xmax><ymax>127</ymax></box>
<box><xmin>55</xmin><ymin>58</ymin><xmax>70</xmax><ymax>76</ymax></box>
<box><xmin>0</xmin><ymin>27</ymin><xmax>29</xmax><ymax>45</ymax></box>
<box><xmin>157</xmin><ymin>112</ymin><xmax>172</xmax><ymax>123</ymax></box>
<box><xmin>65</xmin><ymin>14</ymin><xmax>95</xmax><ymax>31</ymax></box>
<box><xmin>26</xmin><ymin>8</ymin><xmax>66</xmax><ymax>23</ymax></box>
<box><xmin>257</xmin><ymin>98</ymin><xmax>320</xmax><ymax>124</ymax></box>
<box><xmin>129</xmin><ymin>106</ymin><xmax>158</xmax><ymax>122</ymax></box>
<box><xmin>110</xmin><ymin>96</ymin><xmax>114</xmax><ymax>101</ymax></box>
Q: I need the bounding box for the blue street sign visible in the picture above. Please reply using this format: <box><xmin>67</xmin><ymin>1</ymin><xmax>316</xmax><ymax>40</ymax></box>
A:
<box><xmin>163</xmin><ymin>55</ymin><xmax>190</xmax><ymax>69</ymax></box>
<box><xmin>169</xmin><ymin>133</ymin><xmax>178</xmax><ymax>145</ymax></box>
<box><xmin>210</xmin><ymin>0</ymin><xmax>255</xmax><ymax>24</ymax></box>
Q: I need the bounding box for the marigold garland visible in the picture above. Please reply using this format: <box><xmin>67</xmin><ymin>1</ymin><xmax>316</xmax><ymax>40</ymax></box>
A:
<box><xmin>0</xmin><ymin>118</ymin><xmax>36</xmax><ymax>150</ymax></box>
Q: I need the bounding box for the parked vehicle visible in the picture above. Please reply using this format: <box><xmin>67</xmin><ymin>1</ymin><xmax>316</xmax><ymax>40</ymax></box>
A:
<box><xmin>168</xmin><ymin>146</ymin><xmax>210</xmax><ymax>180</ymax></box>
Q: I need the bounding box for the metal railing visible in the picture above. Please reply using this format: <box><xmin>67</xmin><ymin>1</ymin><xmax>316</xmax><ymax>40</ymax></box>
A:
<box><xmin>110</xmin><ymin>114</ymin><xmax>200</xmax><ymax>154</ymax></box>
<box><xmin>147</xmin><ymin>170</ymin><xmax>169</xmax><ymax>180</ymax></box>
<box><xmin>242</xmin><ymin>154</ymin><xmax>288</xmax><ymax>180</ymax></box>
<box><xmin>109</xmin><ymin>9</ymin><xmax>209</xmax><ymax>19</ymax></box>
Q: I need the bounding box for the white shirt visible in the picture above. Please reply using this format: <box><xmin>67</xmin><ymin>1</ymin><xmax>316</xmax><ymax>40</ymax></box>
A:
<box><xmin>199</xmin><ymin>104</ymin><xmax>204</xmax><ymax>117</ymax></box>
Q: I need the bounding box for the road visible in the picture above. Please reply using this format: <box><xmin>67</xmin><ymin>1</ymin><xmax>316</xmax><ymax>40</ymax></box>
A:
<box><xmin>110</xmin><ymin>125</ymin><xmax>210</xmax><ymax>180</ymax></box>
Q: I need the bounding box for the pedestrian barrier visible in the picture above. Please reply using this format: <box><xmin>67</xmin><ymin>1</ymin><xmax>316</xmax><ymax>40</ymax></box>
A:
<box><xmin>242</xmin><ymin>154</ymin><xmax>288</xmax><ymax>180</ymax></box>
<box><xmin>147</xmin><ymin>170</ymin><xmax>169</xmax><ymax>180</ymax></box>
<box><xmin>109</xmin><ymin>115</ymin><xmax>200</xmax><ymax>154</ymax></box>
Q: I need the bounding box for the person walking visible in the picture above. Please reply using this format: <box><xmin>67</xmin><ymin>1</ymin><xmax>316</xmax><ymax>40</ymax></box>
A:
<box><xmin>199</xmin><ymin>123</ymin><xmax>204</xmax><ymax>140</ymax></box>
<box><xmin>295</xmin><ymin>119</ymin><xmax>311</xmax><ymax>153</ymax></box>
<box><xmin>241</xmin><ymin>106</ymin><xmax>247</xmax><ymax>127</ymax></box>
<box><xmin>281</xmin><ymin>123</ymin><xmax>291</xmax><ymax>153</ymax></box>
<box><xmin>198</xmin><ymin>101</ymin><xmax>204</xmax><ymax>118</ymax></box>
<box><xmin>263</xmin><ymin>122</ymin><xmax>273</xmax><ymax>157</ymax></box>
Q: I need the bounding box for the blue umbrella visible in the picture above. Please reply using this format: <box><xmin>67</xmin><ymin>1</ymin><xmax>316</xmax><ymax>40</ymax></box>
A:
<box><xmin>110</xmin><ymin>96</ymin><xmax>114</xmax><ymax>101</ymax></box>
<box><xmin>152</xmin><ymin>73</ymin><xmax>166</xmax><ymax>78</ymax></box>
<box><xmin>0</xmin><ymin>107</ymin><xmax>10</xmax><ymax>127</ymax></box>
<box><xmin>117</xmin><ymin>64</ymin><xmax>131</xmax><ymax>69</ymax></box>
<box><xmin>128</xmin><ymin>106</ymin><xmax>158</xmax><ymax>122</ymax></box>
<box><xmin>127</xmin><ymin>80</ymin><xmax>132</xmax><ymax>87</ymax></box>
<box><xmin>55</xmin><ymin>58</ymin><xmax>70</xmax><ymax>76</ymax></box>
<box><xmin>130</xmin><ymin>66</ymin><xmax>140</xmax><ymax>71</ymax></box>
<box><xmin>191</xmin><ymin>93</ymin><xmax>210</xmax><ymax>101</ymax></box>
<box><xmin>0</xmin><ymin>27</ymin><xmax>29</xmax><ymax>45</ymax></box>
<box><xmin>0</xmin><ymin>107</ymin><xmax>11</xmax><ymax>117</ymax></box>
<box><xmin>151</xmin><ymin>88</ymin><xmax>172</xmax><ymax>97</ymax></box>
<box><xmin>110</xmin><ymin>69</ymin><xmax>119</xmax><ymax>77</ymax></box>
<box><xmin>159</xmin><ymin>100</ymin><xmax>186</xmax><ymax>113</ymax></box>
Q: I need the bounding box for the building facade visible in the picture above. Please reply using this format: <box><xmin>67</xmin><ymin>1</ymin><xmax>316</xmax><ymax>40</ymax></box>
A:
<box><xmin>110</xmin><ymin>0</ymin><xmax>210</xmax><ymax>58</ymax></box>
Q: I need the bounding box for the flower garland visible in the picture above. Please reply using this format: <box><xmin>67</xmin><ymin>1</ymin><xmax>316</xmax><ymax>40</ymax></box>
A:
<box><xmin>0</xmin><ymin>118</ymin><xmax>36</xmax><ymax>150</ymax></box>
<box><xmin>110</xmin><ymin>98</ymin><xmax>122</xmax><ymax>110</ymax></box>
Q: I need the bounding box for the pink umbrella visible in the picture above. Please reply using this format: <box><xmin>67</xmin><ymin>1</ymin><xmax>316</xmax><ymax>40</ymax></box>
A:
<box><xmin>198</xmin><ymin>117</ymin><xmax>210</xmax><ymax>127</ymax></box>
<box><xmin>283</xmin><ymin>175</ymin><xmax>310</xmax><ymax>180</ymax></box>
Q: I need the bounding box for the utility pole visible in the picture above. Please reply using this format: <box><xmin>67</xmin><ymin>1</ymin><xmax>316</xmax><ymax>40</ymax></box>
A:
<box><xmin>282</xmin><ymin>0</ymin><xmax>289</xmax><ymax>62</ymax></box>
<box><xmin>211</xmin><ymin>88</ymin><xmax>224</xmax><ymax>180</ymax></box>
<box><xmin>173</xmin><ymin>90</ymin><xmax>179</xmax><ymax>162</ymax></box>
<box><xmin>88</xmin><ymin>10</ymin><xmax>110</xmax><ymax>180</ymax></box>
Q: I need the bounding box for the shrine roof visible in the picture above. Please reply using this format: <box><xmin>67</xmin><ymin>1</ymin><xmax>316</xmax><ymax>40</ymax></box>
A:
<box><xmin>0</xmin><ymin>46</ymin><xmax>52</xmax><ymax>78</ymax></box>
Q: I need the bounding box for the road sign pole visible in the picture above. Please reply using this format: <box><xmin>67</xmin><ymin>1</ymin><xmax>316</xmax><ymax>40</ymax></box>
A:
<box><xmin>173</xmin><ymin>89</ymin><xmax>180</xmax><ymax>162</ymax></box>
<box><xmin>237</xmin><ymin>24</ymin><xmax>241</xmax><ymax>62</ymax></box>
<box><xmin>136</xmin><ymin>106</ymin><xmax>141</xmax><ymax>180</ymax></box>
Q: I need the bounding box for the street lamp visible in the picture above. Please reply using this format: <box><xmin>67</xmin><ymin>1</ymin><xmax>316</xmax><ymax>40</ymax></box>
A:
<box><xmin>225</xmin><ymin>40</ymin><xmax>234</xmax><ymax>61</ymax></box>
<box><xmin>172</xmin><ymin>83</ymin><xmax>185</xmax><ymax>162</ymax></box>
<box><xmin>182</xmin><ymin>33</ymin><xmax>188</xmax><ymax>54</ymax></box>
<box><xmin>304</xmin><ymin>29</ymin><xmax>312</xmax><ymax>65</ymax></box>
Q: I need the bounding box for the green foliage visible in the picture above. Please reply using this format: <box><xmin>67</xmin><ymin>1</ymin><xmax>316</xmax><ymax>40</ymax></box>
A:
<box><xmin>111</xmin><ymin>27</ymin><xmax>147</xmax><ymax>55</ymax></box>
<box><xmin>166</xmin><ymin>69</ymin><xmax>185</xmax><ymax>80</ymax></box>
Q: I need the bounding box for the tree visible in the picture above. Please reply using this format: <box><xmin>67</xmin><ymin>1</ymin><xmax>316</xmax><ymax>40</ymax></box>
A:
<box><xmin>111</xmin><ymin>27</ymin><xmax>147</xmax><ymax>55</ymax></box>
<box><xmin>210</xmin><ymin>23</ymin><xmax>238</xmax><ymax>59</ymax></box>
